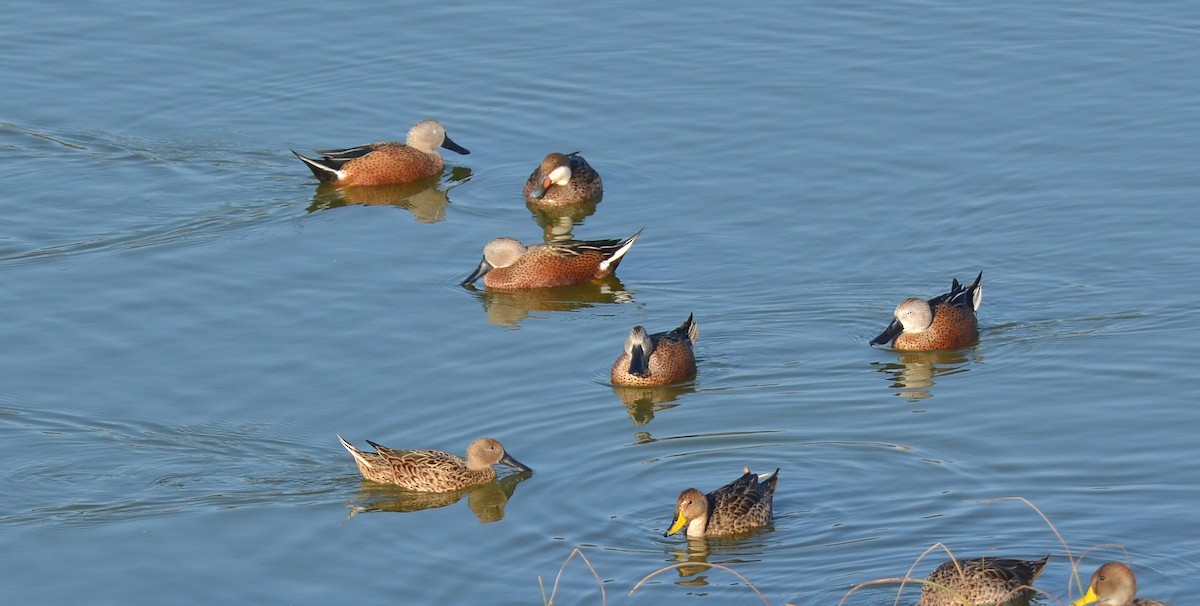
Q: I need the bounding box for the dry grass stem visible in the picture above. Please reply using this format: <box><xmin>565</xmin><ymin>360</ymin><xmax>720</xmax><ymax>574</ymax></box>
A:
<box><xmin>539</xmin><ymin>547</ymin><xmax>606</xmax><ymax>606</ymax></box>
<box><xmin>836</xmin><ymin>498</ymin><xmax>1080</xmax><ymax>606</ymax></box>
<box><xmin>1072</xmin><ymin>543</ymin><xmax>1131</xmax><ymax>601</ymax></box>
<box><xmin>986</xmin><ymin>495</ymin><xmax>1086</xmax><ymax>597</ymax></box>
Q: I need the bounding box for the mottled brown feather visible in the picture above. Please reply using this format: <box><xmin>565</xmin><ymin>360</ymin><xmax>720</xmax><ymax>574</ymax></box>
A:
<box><xmin>611</xmin><ymin>314</ymin><xmax>699</xmax><ymax>387</ymax></box>
<box><xmin>338</xmin><ymin>436</ymin><xmax>528</xmax><ymax>492</ymax></box>
<box><xmin>919</xmin><ymin>554</ymin><xmax>1048</xmax><ymax>606</ymax></box>
<box><xmin>523</xmin><ymin>151</ymin><xmax>603</xmax><ymax>206</ymax></box>
<box><xmin>664</xmin><ymin>468</ymin><xmax>778</xmax><ymax>538</ymax></box>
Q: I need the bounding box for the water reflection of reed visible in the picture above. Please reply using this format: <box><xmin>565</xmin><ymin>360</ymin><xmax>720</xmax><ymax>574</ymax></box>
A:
<box><xmin>611</xmin><ymin>384</ymin><xmax>695</xmax><ymax>425</ymax></box>
<box><xmin>305</xmin><ymin>166</ymin><xmax>472</xmax><ymax>223</ymax></box>
<box><xmin>871</xmin><ymin>349</ymin><xmax>979</xmax><ymax>400</ymax></box>
<box><xmin>464</xmin><ymin>277</ymin><xmax>634</xmax><ymax>326</ymax></box>
<box><xmin>526</xmin><ymin>197</ymin><xmax>601</xmax><ymax>242</ymax></box>
<box><xmin>345</xmin><ymin>470</ymin><xmax>531</xmax><ymax>524</ymax></box>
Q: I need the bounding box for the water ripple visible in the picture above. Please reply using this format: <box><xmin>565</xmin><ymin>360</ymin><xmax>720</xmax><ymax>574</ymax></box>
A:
<box><xmin>0</xmin><ymin>403</ymin><xmax>340</xmax><ymax>528</ymax></box>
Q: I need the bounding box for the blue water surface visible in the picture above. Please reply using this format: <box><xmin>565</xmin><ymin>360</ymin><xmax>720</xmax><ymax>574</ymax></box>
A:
<box><xmin>1</xmin><ymin>1</ymin><xmax>1197</xmax><ymax>604</ymax></box>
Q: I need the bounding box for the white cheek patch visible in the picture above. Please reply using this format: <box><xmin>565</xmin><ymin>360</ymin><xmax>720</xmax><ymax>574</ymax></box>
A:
<box><xmin>548</xmin><ymin>165</ymin><xmax>572</xmax><ymax>186</ymax></box>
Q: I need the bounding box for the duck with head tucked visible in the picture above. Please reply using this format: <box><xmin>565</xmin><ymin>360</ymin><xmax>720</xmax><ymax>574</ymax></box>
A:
<box><xmin>1074</xmin><ymin>562</ymin><xmax>1169</xmax><ymax>606</ymax></box>
<box><xmin>292</xmin><ymin>118</ymin><xmax>469</xmax><ymax>186</ymax></box>
<box><xmin>461</xmin><ymin>229</ymin><xmax>642</xmax><ymax>289</ymax></box>
<box><xmin>917</xmin><ymin>554</ymin><xmax>1048</xmax><ymax>606</ymax></box>
<box><xmin>338</xmin><ymin>436</ymin><xmax>530</xmax><ymax>492</ymax></box>
<box><xmin>611</xmin><ymin>314</ymin><xmax>698</xmax><ymax>387</ymax></box>
<box><xmin>871</xmin><ymin>271</ymin><xmax>983</xmax><ymax>351</ymax></box>
<box><xmin>663</xmin><ymin>467</ymin><xmax>779</xmax><ymax>539</ymax></box>
<box><xmin>523</xmin><ymin>152</ymin><xmax>603</xmax><ymax>206</ymax></box>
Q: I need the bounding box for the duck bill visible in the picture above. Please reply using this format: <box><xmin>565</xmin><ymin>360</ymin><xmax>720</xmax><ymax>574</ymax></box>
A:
<box><xmin>441</xmin><ymin>134</ymin><xmax>470</xmax><ymax>155</ymax></box>
<box><xmin>499</xmin><ymin>452</ymin><xmax>532</xmax><ymax>472</ymax></box>
<box><xmin>461</xmin><ymin>257</ymin><xmax>493</xmax><ymax>286</ymax></box>
<box><xmin>869</xmin><ymin>319</ymin><xmax>903</xmax><ymax>346</ymax></box>
<box><xmin>1071</xmin><ymin>587</ymin><xmax>1099</xmax><ymax>606</ymax></box>
<box><xmin>529</xmin><ymin>175</ymin><xmax>553</xmax><ymax>199</ymax></box>
<box><xmin>663</xmin><ymin>511</ymin><xmax>688</xmax><ymax>537</ymax></box>
<box><xmin>627</xmin><ymin>344</ymin><xmax>649</xmax><ymax>376</ymax></box>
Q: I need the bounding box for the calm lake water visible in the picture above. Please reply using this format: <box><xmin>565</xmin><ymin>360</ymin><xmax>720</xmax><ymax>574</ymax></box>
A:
<box><xmin>2</xmin><ymin>1</ymin><xmax>1197</xmax><ymax>604</ymax></box>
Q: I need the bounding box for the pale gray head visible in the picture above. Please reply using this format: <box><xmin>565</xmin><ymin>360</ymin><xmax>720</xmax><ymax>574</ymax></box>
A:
<box><xmin>406</xmin><ymin>119</ymin><xmax>447</xmax><ymax>152</ymax></box>
<box><xmin>625</xmin><ymin>326</ymin><xmax>654</xmax><ymax>357</ymax></box>
<box><xmin>893</xmin><ymin>297</ymin><xmax>934</xmax><ymax>333</ymax></box>
<box><xmin>462</xmin><ymin>237</ymin><xmax>528</xmax><ymax>286</ymax></box>
<box><xmin>623</xmin><ymin>325</ymin><xmax>655</xmax><ymax>376</ymax></box>
<box><xmin>483</xmin><ymin>237</ymin><xmax>527</xmax><ymax>269</ymax></box>
<box><xmin>407</xmin><ymin>119</ymin><xmax>470</xmax><ymax>155</ymax></box>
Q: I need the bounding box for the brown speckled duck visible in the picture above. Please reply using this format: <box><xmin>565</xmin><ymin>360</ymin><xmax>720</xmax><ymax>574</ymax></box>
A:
<box><xmin>1074</xmin><ymin>562</ymin><xmax>1169</xmax><ymax>606</ymax></box>
<box><xmin>338</xmin><ymin>436</ymin><xmax>529</xmax><ymax>492</ymax></box>
<box><xmin>918</xmin><ymin>554</ymin><xmax>1048</xmax><ymax>606</ymax></box>
<box><xmin>461</xmin><ymin>229</ymin><xmax>641</xmax><ymax>289</ymax></box>
<box><xmin>293</xmin><ymin>119</ymin><xmax>469</xmax><ymax>186</ymax></box>
<box><xmin>663</xmin><ymin>467</ymin><xmax>778</xmax><ymax>539</ymax></box>
<box><xmin>523</xmin><ymin>152</ymin><xmax>603</xmax><ymax>206</ymax></box>
<box><xmin>611</xmin><ymin>314</ymin><xmax>698</xmax><ymax>387</ymax></box>
<box><xmin>871</xmin><ymin>271</ymin><xmax>983</xmax><ymax>351</ymax></box>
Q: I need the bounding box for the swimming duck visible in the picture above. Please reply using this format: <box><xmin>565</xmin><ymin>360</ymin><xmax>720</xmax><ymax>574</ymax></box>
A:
<box><xmin>663</xmin><ymin>467</ymin><xmax>779</xmax><ymax>538</ymax></box>
<box><xmin>871</xmin><ymin>272</ymin><xmax>983</xmax><ymax>350</ymax></box>
<box><xmin>523</xmin><ymin>152</ymin><xmax>603</xmax><ymax>206</ymax></box>
<box><xmin>611</xmin><ymin>314</ymin><xmax>698</xmax><ymax>387</ymax></box>
<box><xmin>919</xmin><ymin>554</ymin><xmax>1048</xmax><ymax>606</ymax></box>
<box><xmin>461</xmin><ymin>229</ymin><xmax>641</xmax><ymax>289</ymax></box>
<box><xmin>293</xmin><ymin>118</ymin><xmax>469</xmax><ymax>186</ymax></box>
<box><xmin>337</xmin><ymin>436</ymin><xmax>529</xmax><ymax>492</ymax></box>
<box><xmin>1074</xmin><ymin>562</ymin><xmax>1169</xmax><ymax>606</ymax></box>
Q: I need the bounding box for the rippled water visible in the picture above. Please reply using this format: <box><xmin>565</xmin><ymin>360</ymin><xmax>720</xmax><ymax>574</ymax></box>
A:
<box><xmin>2</xmin><ymin>0</ymin><xmax>1197</xmax><ymax>604</ymax></box>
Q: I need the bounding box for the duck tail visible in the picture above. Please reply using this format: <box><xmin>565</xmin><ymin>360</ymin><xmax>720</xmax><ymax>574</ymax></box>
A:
<box><xmin>968</xmin><ymin>271</ymin><xmax>983</xmax><ymax>310</ymax></box>
<box><xmin>679</xmin><ymin>312</ymin><xmax>699</xmax><ymax>344</ymax></box>
<box><xmin>292</xmin><ymin>150</ymin><xmax>341</xmax><ymax>183</ymax></box>
<box><xmin>599</xmin><ymin>228</ymin><xmax>643</xmax><ymax>273</ymax></box>
<box><xmin>337</xmin><ymin>435</ymin><xmax>374</xmax><ymax>469</ymax></box>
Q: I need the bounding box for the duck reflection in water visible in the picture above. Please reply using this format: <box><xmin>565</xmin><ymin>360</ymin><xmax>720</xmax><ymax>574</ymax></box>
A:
<box><xmin>872</xmin><ymin>349</ymin><xmax>979</xmax><ymax>401</ymax></box>
<box><xmin>305</xmin><ymin>165</ymin><xmax>471</xmax><ymax>223</ymax></box>
<box><xmin>464</xmin><ymin>276</ymin><xmax>634</xmax><ymax>327</ymax></box>
<box><xmin>661</xmin><ymin>533</ymin><xmax>774</xmax><ymax>586</ymax></box>
<box><xmin>527</xmin><ymin>199</ymin><xmax>601</xmax><ymax>242</ymax></box>
<box><xmin>611</xmin><ymin>384</ymin><xmax>695</xmax><ymax>425</ymax></box>
<box><xmin>345</xmin><ymin>470</ymin><xmax>532</xmax><ymax>524</ymax></box>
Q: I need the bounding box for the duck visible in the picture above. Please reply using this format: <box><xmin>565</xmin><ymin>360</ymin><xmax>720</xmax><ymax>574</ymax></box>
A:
<box><xmin>918</xmin><ymin>554</ymin><xmax>1048</xmax><ymax>606</ymax></box>
<box><xmin>611</xmin><ymin>314</ymin><xmax>698</xmax><ymax>387</ymax></box>
<box><xmin>461</xmin><ymin>229</ymin><xmax>641</xmax><ymax>289</ymax></box>
<box><xmin>337</xmin><ymin>436</ymin><xmax>529</xmax><ymax>492</ymax></box>
<box><xmin>1074</xmin><ymin>562</ymin><xmax>1169</xmax><ymax>606</ymax></box>
<box><xmin>293</xmin><ymin>118</ymin><xmax>469</xmax><ymax>186</ymax></box>
<box><xmin>663</xmin><ymin>467</ymin><xmax>779</xmax><ymax>538</ymax></box>
<box><xmin>871</xmin><ymin>272</ymin><xmax>983</xmax><ymax>350</ymax></box>
<box><xmin>523</xmin><ymin>152</ymin><xmax>603</xmax><ymax>206</ymax></box>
